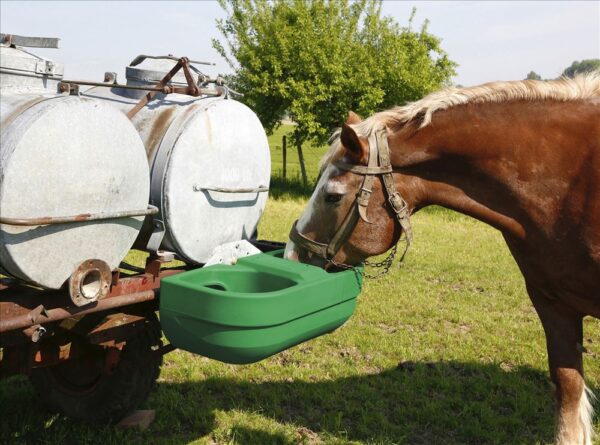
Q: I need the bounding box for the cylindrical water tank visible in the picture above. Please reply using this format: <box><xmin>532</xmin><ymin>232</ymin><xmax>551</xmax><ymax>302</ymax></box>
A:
<box><xmin>85</xmin><ymin>56</ymin><xmax>271</xmax><ymax>264</ymax></box>
<box><xmin>0</xmin><ymin>44</ymin><xmax>150</xmax><ymax>291</ymax></box>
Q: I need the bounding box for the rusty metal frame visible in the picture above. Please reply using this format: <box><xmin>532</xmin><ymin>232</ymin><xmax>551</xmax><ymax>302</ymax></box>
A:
<box><xmin>0</xmin><ymin>267</ymin><xmax>180</xmax><ymax>335</ymax></box>
<box><xmin>0</xmin><ymin>257</ymin><xmax>184</xmax><ymax>375</ymax></box>
<box><xmin>126</xmin><ymin>57</ymin><xmax>204</xmax><ymax>119</ymax></box>
<box><xmin>0</xmin><ymin>256</ymin><xmax>184</xmax><ymax>335</ymax></box>
<box><xmin>57</xmin><ymin>57</ymin><xmax>226</xmax><ymax>120</ymax></box>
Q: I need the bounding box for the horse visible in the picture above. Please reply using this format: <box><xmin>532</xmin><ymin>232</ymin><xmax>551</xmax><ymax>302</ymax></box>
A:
<box><xmin>284</xmin><ymin>74</ymin><xmax>600</xmax><ymax>445</ymax></box>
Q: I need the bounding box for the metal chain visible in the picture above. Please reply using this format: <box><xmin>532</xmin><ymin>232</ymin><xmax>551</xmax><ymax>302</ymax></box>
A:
<box><xmin>307</xmin><ymin>236</ymin><xmax>407</xmax><ymax>281</ymax></box>
<box><xmin>362</xmin><ymin>243</ymin><xmax>398</xmax><ymax>279</ymax></box>
<box><xmin>346</xmin><ymin>238</ymin><xmax>409</xmax><ymax>279</ymax></box>
<box><xmin>364</xmin><ymin>244</ymin><xmax>397</xmax><ymax>268</ymax></box>
<box><xmin>328</xmin><ymin>239</ymin><xmax>408</xmax><ymax>280</ymax></box>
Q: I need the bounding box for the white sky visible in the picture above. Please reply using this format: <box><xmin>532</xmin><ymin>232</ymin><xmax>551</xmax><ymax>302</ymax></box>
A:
<box><xmin>1</xmin><ymin>1</ymin><xmax>598</xmax><ymax>87</ymax></box>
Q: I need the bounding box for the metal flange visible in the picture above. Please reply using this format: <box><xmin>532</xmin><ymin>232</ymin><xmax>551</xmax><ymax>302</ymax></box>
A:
<box><xmin>68</xmin><ymin>259</ymin><xmax>112</xmax><ymax>307</ymax></box>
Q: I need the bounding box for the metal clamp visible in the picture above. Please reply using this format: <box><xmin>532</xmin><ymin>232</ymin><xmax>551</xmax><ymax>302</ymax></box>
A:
<box><xmin>0</xmin><ymin>205</ymin><xmax>159</xmax><ymax>226</ymax></box>
<box><xmin>35</xmin><ymin>60</ymin><xmax>56</xmax><ymax>75</ymax></box>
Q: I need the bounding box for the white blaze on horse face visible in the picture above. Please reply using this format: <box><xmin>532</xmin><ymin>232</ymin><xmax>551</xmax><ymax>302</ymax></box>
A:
<box><xmin>284</xmin><ymin>164</ymin><xmax>346</xmax><ymax>261</ymax></box>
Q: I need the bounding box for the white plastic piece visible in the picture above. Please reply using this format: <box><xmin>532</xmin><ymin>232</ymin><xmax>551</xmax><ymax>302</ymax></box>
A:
<box><xmin>203</xmin><ymin>240</ymin><xmax>261</xmax><ymax>267</ymax></box>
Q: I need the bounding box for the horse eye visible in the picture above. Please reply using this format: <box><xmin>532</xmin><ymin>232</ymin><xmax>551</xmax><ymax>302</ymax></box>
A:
<box><xmin>325</xmin><ymin>193</ymin><xmax>343</xmax><ymax>203</ymax></box>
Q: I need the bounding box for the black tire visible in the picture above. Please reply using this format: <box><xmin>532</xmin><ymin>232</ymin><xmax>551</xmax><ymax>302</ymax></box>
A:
<box><xmin>29</xmin><ymin>311</ymin><xmax>162</xmax><ymax>423</ymax></box>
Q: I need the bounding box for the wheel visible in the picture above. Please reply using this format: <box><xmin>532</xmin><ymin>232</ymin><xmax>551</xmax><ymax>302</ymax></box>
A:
<box><xmin>29</xmin><ymin>311</ymin><xmax>162</xmax><ymax>423</ymax></box>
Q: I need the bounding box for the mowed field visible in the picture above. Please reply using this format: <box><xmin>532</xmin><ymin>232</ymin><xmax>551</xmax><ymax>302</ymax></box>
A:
<box><xmin>1</xmin><ymin>126</ymin><xmax>599</xmax><ymax>444</ymax></box>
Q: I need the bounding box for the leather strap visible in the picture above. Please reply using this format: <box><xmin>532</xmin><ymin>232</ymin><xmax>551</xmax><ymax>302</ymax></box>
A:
<box><xmin>332</xmin><ymin>161</ymin><xmax>393</xmax><ymax>175</ymax></box>
<box><xmin>376</xmin><ymin>131</ymin><xmax>412</xmax><ymax>246</ymax></box>
<box><xmin>289</xmin><ymin>220</ymin><xmax>329</xmax><ymax>258</ymax></box>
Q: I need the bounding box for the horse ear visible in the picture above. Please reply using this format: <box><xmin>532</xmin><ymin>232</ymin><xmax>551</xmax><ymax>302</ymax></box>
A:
<box><xmin>340</xmin><ymin>123</ymin><xmax>367</xmax><ymax>163</ymax></box>
<box><xmin>346</xmin><ymin>111</ymin><xmax>362</xmax><ymax>125</ymax></box>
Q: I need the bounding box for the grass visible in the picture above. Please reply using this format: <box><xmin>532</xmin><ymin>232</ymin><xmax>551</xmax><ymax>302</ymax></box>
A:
<box><xmin>1</xmin><ymin>130</ymin><xmax>599</xmax><ymax>444</ymax></box>
<box><xmin>2</xmin><ymin>202</ymin><xmax>599</xmax><ymax>444</ymax></box>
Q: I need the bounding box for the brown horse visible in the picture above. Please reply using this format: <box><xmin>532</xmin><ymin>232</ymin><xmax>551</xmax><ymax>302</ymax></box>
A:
<box><xmin>285</xmin><ymin>74</ymin><xmax>600</xmax><ymax>445</ymax></box>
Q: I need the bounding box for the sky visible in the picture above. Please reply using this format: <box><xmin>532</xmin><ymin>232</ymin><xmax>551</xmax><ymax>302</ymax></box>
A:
<box><xmin>1</xmin><ymin>1</ymin><xmax>598</xmax><ymax>87</ymax></box>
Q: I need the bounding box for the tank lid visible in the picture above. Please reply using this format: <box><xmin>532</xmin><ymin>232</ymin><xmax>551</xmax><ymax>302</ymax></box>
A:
<box><xmin>0</xmin><ymin>45</ymin><xmax>64</xmax><ymax>78</ymax></box>
<box><xmin>126</xmin><ymin>55</ymin><xmax>187</xmax><ymax>84</ymax></box>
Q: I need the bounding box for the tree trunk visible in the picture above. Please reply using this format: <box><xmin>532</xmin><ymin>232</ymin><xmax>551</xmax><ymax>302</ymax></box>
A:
<box><xmin>282</xmin><ymin>135</ymin><xmax>287</xmax><ymax>179</ymax></box>
<box><xmin>296</xmin><ymin>141</ymin><xmax>308</xmax><ymax>186</ymax></box>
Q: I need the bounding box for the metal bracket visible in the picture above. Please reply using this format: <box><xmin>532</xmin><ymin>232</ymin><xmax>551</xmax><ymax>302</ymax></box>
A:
<box><xmin>146</xmin><ymin>218</ymin><xmax>166</xmax><ymax>254</ymax></box>
<box><xmin>58</xmin><ymin>82</ymin><xmax>80</xmax><ymax>96</ymax></box>
<box><xmin>103</xmin><ymin>72</ymin><xmax>118</xmax><ymax>84</ymax></box>
<box><xmin>35</xmin><ymin>60</ymin><xmax>56</xmax><ymax>75</ymax></box>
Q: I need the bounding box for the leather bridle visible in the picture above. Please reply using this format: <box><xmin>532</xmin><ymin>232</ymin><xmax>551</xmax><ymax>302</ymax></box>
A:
<box><xmin>288</xmin><ymin>129</ymin><xmax>413</xmax><ymax>270</ymax></box>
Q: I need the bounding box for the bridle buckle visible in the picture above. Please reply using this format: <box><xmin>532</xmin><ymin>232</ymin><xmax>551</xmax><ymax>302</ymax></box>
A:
<box><xmin>356</xmin><ymin>186</ymin><xmax>372</xmax><ymax>205</ymax></box>
<box><xmin>388</xmin><ymin>192</ymin><xmax>408</xmax><ymax>214</ymax></box>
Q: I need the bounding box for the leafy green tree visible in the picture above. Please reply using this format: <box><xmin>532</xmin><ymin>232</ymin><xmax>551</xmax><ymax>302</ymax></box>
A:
<box><xmin>525</xmin><ymin>71</ymin><xmax>542</xmax><ymax>80</ymax></box>
<box><xmin>213</xmin><ymin>0</ymin><xmax>456</xmax><ymax>150</ymax></box>
<box><xmin>562</xmin><ymin>59</ymin><xmax>600</xmax><ymax>78</ymax></box>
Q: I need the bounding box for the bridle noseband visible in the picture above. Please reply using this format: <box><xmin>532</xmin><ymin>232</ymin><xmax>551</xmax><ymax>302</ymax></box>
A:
<box><xmin>289</xmin><ymin>129</ymin><xmax>413</xmax><ymax>273</ymax></box>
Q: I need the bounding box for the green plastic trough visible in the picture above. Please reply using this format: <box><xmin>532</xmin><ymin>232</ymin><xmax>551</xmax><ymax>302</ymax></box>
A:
<box><xmin>159</xmin><ymin>250</ymin><xmax>363</xmax><ymax>364</ymax></box>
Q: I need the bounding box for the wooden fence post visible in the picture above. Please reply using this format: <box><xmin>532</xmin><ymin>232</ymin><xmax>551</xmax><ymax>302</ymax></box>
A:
<box><xmin>296</xmin><ymin>141</ymin><xmax>308</xmax><ymax>187</ymax></box>
<box><xmin>282</xmin><ymin>135</ymin><xmax>287</xmax><ymax>179</ymax></box>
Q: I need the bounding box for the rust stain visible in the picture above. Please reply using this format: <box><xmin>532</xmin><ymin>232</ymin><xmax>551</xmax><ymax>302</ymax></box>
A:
<box><xmin>145</xmin><ymin>107</ymin><xmax>176</xmax><ymax>159</ymax></box>
<box><xmin>1</xmin><ymin>96</ymin><xmax>48</xmax><ymax>130</ymax></box>
<box><xmin>205</xmin><ymin>111</ymin><xmax>213</xmax><ymax>145</ymax></box>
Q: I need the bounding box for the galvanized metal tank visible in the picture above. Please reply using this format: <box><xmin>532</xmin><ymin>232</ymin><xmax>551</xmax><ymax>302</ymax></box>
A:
<box><xmin>85</xmin><ymin>56</ymin><xmax>271</xmax><ymax>264</ymax></box>
<box><xmin>0</xmin><ymin>42</ymin><xmax>150</xmax><ymax>298</ymax></box>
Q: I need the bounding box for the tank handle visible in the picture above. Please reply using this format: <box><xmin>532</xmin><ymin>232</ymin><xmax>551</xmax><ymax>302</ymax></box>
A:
<box><xmin>193</xmin><ymin>186</ymin><xmax>269</xmax><ymax>194</ymax></box>
<box><xmin>0</xmin><ymin>205</ymin><xmax>159</xmax><ymax>226</ymax></box>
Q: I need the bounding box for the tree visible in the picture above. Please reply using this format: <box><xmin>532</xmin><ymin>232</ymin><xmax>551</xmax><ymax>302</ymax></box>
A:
<box><xmin>562</xmin><ymin>59</ymin><xmax>600</xmax><ymax>78</ymax></box>
<box><xmin>213</xmin><ymin>0</ymin><xmax>456</xmax><ymax>152</ymax></box>
<box><xmin>525</xmin><ymin>71</ymin><xmax>542</xmax><ymax>80</ymax></box>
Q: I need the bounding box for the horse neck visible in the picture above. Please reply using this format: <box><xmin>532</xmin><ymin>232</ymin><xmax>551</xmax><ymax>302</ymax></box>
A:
<box><xmin>388</xmin><ymin>100</ymin><xmax>595</xmax><ymax>240</ymax></box>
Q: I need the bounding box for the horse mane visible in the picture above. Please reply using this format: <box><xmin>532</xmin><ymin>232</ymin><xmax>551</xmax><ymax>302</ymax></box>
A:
<box><xmin>321</xmin><ymin>72</ymin><xmax>600</xmax><ymax>171</ymax></box>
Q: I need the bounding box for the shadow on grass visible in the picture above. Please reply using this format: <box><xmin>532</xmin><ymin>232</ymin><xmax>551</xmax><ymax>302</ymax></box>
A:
<box><xmin>1</xmin><ymin>360</ymin><xmax>573</xmax><ymax>445</ymax></box>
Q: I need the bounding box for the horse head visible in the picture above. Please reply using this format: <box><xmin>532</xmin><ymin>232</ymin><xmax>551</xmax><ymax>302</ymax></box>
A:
<box><xmin>285</xmin><ymin>111</ymin><xmax>411</xmax><ymax>270</ymax></box>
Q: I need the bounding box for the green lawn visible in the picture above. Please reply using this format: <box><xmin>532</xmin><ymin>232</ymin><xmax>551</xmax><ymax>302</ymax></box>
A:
<box><xmin>1</xmin><ymin>135</ymin><xmax>599</xmax><ymax>444</ymax></box>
